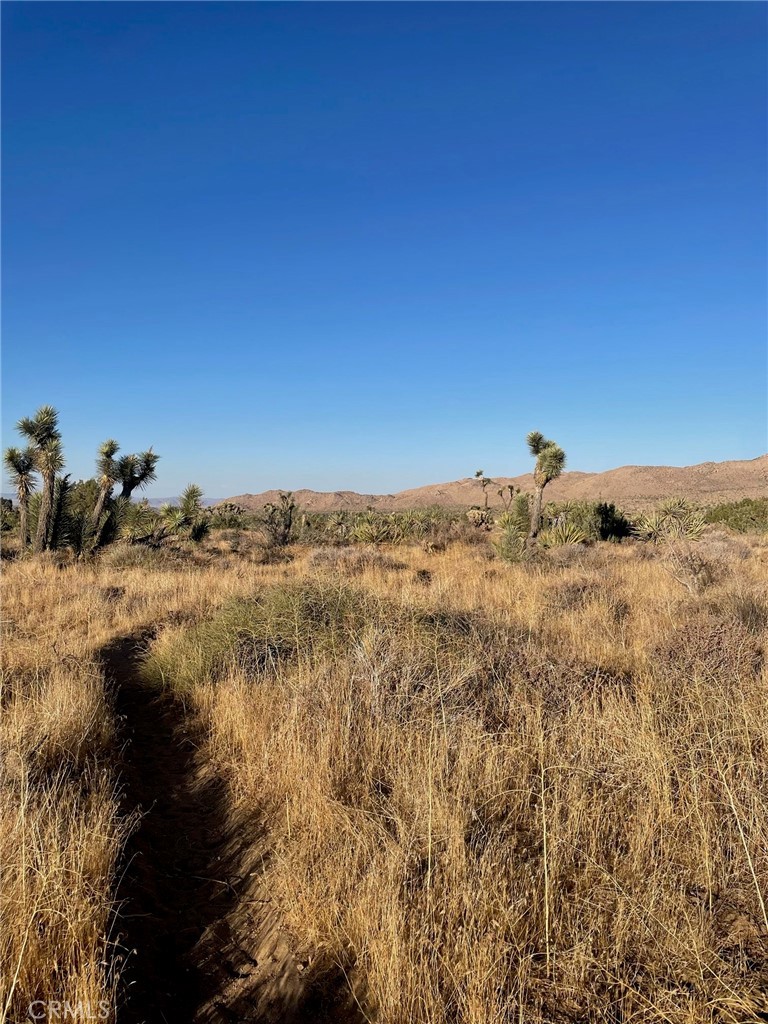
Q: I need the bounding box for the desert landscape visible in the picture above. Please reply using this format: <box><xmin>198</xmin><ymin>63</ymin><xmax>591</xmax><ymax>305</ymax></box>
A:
<box><xmin>2</xmin><ymin>408</ymin><xmax>767</xmax><ymax>1023</ymax></box>
<box><xmin>3</xmin><ymin>3</ymin><xmax>766</xmax><ymax>1023</ymax></box>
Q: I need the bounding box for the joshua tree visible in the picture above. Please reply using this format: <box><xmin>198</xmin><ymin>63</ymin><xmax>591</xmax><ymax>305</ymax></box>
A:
<box><xmin>48</xmin><ymin>474</ymin><xmax>73</xmax><ymax>552</ymax></box>
<box><xmin>16</xmin><ymin>405</ymin><xmax>63</xmax><ymax>552</ymax></box>
<box><xmin>3</xmin><ymin>446</ymin><xmax>36</xmax><ymax>549</ymax></box>
<box><xmin>474</xmin><ymin>469</ymin><xmax>493</xmax><ymax>509</ymax></box>
<box><xmin>263</xmin><ymin>492</ymin><xmax>296</xmax><ymax>547</ymax></box>
<box><xmin>526</xmin><ymin>431</ymin><xmax>566</xmax><ymax>546</ymax></box>
<box><xmin>33</xmin><ymin>440</ymin><xmax>65</xmax><ymax>551</ymax></box>
<box><xmin>91</xmin><ymin>440</ymin><xmax>121</xmax><ymax>528</ymax></box>
<box><xmin>497</xmin><ymin>483</ymin><xmax>518</xmax><ymax>511</ymax></box>
<box><xmin>117</xmin><ymin>449</ymin><xmax>159</xmax><ymax>499</ymax></box>
<box><xmin>110</xmin><ymin>497</ymin><xmax>157</xmax><ymax>544</ymax></box>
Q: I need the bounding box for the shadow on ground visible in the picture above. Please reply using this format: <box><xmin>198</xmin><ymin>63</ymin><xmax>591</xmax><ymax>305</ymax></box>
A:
<box><xmin>101</xmin><ymin>635</ymin><xmax>366</xmax><ymax>1024</ymax></box>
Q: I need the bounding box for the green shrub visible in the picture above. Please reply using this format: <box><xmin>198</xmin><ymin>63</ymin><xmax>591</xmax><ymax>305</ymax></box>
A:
<box><xmin>208</xmin><ymin>502</ymin><xmax>246</xmax><ymax>529</ymax></box>
<box><xmin>142</xmin><ymin>580</ymin><xmax>376</xmax><ymax>693</ymax></box>
<box><xmin>705</xmin><ymin>497</ymin><xmax>768</xmax><ymax>534</ymax></box>
<box><xmin>1</xmin><ymin>497</ymin><xmax>19</xmax><ymax>533</ymax></box>
<box><xmin>98</xmin><ymin>542</ymin><xmax>180</xmax><ymax>571</ymax></box>
<box><xmin>544</xmin><ymin>500</ymin><xmax>631</xmax><ymax>542</ymax></box>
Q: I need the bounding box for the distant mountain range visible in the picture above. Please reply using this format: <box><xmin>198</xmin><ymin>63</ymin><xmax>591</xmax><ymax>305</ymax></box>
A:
<box><xmin>4</xmin><ymin>456</ymin><xmax>764</xmax><ymax>514</ymax></box>
<box><xmin>224</xmin><ymin>455</ymin><xmax>767</xmax><ymax>513</ymax></box>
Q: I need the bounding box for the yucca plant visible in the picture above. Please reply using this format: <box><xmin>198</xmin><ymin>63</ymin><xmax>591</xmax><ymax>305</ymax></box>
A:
<box><xmin>180</xmin><ymin>484</ymin><xmax>210</xmax><ymax>541</ymax></box>
<box><xmin>33</xmin><ymin>439</ymin><xmax>66</xmax><ymax>551</ymax></box>
<box><xmin>493</xmin><ymin>528</ymin><xmax>526</xmax><ymax>563</ymax></box>
<box><xmin>325</xmin><ymin>511</ymin><xmax>351</xmax><ymax>543</ymax></box>
<box><xmin>538</xmin><ymin>499</ymin><xmax>630</xmax><ymax>545</ymax></box>
<box><xmin>496</xmin><ymin>493</ymin><xmax>530</xmax><ymax>537</ymax></box>
<box><xmin>634</xmin><ymin>498</ymin><xmax>705</xmax><ymax>544</ymax></box>
<box><xmin>633</xmin><ymin>510</ymin><xmax>667</xmax><ymax>544</ymax></box>
<box><xmin>493</xmin><ymin>493</ymin><xmax>530</xmax><ymax>563</ymax></box>
<box><xmin>160</xmin><ymin>505</ymin><xmax>188</xmax><ymax>535</ymax></box>
<box><xmin>539</xmin><ymin>521</ymin><xmax>588</xmax><ymax>549</ymax></box>
<box><xmin>659</xmin><ymin>497</ymin><xmax>706</xmax><ymax>539</ymax></box>
<box><xmin>154</xmin><ymin>484</ymin><xmax>210</xmax><ymax>542</ymax></box>
<box><xmin>352</xmin><ymin>512</ymin><xmax>391</xmax><ymax>544</ymax></box>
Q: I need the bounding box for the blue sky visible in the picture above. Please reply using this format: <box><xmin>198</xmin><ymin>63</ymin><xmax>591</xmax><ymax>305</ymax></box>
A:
<box><xmin>2</xmin><ymin>2</ymin><xmax>766</xmax><ymax>497</ymax></box>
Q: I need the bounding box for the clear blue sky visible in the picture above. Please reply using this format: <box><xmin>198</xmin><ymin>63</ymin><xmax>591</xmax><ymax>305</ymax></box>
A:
<box><xmin>2</xmin><ymin>2</ymin><xmax>766</xmax><ymax>497</ymax></box>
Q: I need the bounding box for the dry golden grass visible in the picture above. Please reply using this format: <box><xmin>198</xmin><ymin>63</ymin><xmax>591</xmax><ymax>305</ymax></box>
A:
<box><xmin>2</xmin><ymin>533</ymin><xmax>767</xmax><ymax>1022</ymax></box>
<box><xmin>0</xmin><ymin>551</ymin><xmax>277</xmax><ymax>1022</ymax></box>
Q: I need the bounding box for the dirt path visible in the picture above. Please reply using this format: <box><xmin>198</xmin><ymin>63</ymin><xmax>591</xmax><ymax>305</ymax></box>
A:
<box><xmin>102</xmin><ymin>636</ymin><xmax>358</xmax><ymax>1024</ymax></box>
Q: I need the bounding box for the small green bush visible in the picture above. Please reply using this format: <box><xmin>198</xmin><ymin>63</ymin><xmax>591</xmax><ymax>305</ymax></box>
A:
<box><xmin>142</xmin><ymin>580</ymin><xmax>377</xmax><ymax>693</ymax></box>
<box><xmin>544</xmin><ymin>500</ymin><xmax>631</xmax><ymax>542</ymax></box>
<box><xmin>1</xmin><ymin>497</ymin><xmax>18</xmax><ymax>533</ymax></box>
<box><xmin>208</xmin><ymin>501</ymin><xmax>246</xmax><ymax>529</ymax></box>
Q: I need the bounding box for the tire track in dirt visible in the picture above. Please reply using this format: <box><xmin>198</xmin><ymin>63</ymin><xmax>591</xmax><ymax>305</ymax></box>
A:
<box><xmin>102</xmin><ymin>635</ymin><xmax>363</xmax><ymax>1024</ymax></box>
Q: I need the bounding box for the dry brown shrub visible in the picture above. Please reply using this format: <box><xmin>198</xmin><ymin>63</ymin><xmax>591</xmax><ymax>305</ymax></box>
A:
<box><xmin>710</xmin><ymin>588</ymin><xmax>768</xmax><ymax>634</ymax></box>
<box><xmin>652</xmin><ymin>610</ymin><xmax>763</xmax><ymax>681</ymax></box>
<box><xmin>697</xmin><ymin>528</ymin><xmax>751</xmax><ymax>561</ymax></box>
<box><xmin>542</xmin><ymin>541</ymin><xmax>590</xmax><ymax>568</ymax></box>
<box><xmin>307</xmin><ymin>545</ymin><xmax>405</xmax><ymax>575</ymax></box>
<box><xmin>546</xmin><ymin>574</ymin><xmax>602</xmax><ymax>611</ymax></box>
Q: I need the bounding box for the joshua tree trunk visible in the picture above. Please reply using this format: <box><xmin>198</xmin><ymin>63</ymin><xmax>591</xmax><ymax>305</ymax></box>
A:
<box><xmin>19</xmin><ymin>500</ymin><xmax>28</xmax><ymax>550</ymax></box>
<box><xmin>527</xmin><ymin>480</ymin><xmax>545</xmax><ymax>546</ymax></box>
<box><xmin>90</xmin><ymin>485</ymin><xmax>113</xmax><ymax>547</ymax></box>
<box><xmin>92</xmin><ymin>485</ymin><xmax>111</xmax><ymax>527</ymax></box>
<box><xmin>33</xmin><ymin>473</ymin><xmax>54</xmax><ymax>553</ymax></box>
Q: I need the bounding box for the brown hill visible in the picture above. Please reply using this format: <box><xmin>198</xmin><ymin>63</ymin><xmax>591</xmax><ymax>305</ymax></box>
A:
<box><xmin>225</xmin><ymin>455</ymin><xmax>767</xmax><ymax>514</ymax></box>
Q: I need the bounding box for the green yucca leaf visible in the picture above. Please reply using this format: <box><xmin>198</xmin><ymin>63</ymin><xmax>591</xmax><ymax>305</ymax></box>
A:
<box><xmin>16</xmin><ymin>405</ymin><xmax>61</xmax><ymax>447</ymax></box>
<box><xmin>539</xmin><ymin>521</ymin><xmax>588</xmax><ymax>548</ymax></box>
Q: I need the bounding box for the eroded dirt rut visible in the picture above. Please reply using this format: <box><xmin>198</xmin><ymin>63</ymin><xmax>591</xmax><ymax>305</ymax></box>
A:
<box><xmin>102</xmin><ymin>636</ymin><xmax>353</xmax><ymax>1024</ymax></box>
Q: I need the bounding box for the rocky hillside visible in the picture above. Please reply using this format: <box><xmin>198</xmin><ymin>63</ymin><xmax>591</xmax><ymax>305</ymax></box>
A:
<box><xmin>224</xmin><ymin>455</ymin><xmax>767</xmax><ymax>513</ymax></box>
